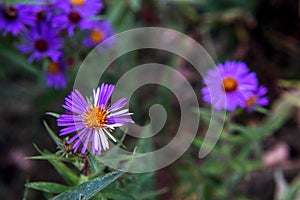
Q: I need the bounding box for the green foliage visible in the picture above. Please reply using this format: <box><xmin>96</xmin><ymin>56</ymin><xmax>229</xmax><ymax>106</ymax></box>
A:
<box><xmin>25</xmin><ymin>182</ymin><xmax>70</xmax><ymax>194</ymax></box>
<box><xmin>51</xmin><ymin>170</ymin><xmax>124</xmax><ymax>200</ymax></box>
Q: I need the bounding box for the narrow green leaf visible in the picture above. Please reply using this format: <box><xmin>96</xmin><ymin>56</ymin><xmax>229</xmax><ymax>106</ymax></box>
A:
<box><xmin>26</xmin><ymin>154</ymin><xmax>77</xmax><ymax>163</ymax></box>
<box><xmin>51</xmin><ymin>170</ymin><xmax>124</xmax><ymax>200</ymax></box>
<box><xmin>46</xmin><ymin>112</ymin><xmax>60</xmax><ymax>118</ymax></box>
<box><xmin>43</xmin><ymin>120</ymin><xmax>61</xmax><ymax>146</ymax></box>
<box><xmin>48</xmin><ymin>160</ymin><xmax>79</xmax><ymax>186</ymax></box>
<box><xmin>26</xmin><ymin>182</ymin><xmax>69</xmax><ymax>194</ymax></box>
<box><xmin>26</xmin><ymin>154</ymin><xmax>60</xmax><ymax>160</ymax></box>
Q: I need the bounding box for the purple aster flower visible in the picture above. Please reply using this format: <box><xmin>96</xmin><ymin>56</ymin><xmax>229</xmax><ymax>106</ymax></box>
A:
<box><xmin>201</xmin><ymin>61</ymin><xmax>258</xmax><ymax>111</ymax></box>
<box><xmin>83</xmin><ymin>20</ymin><xmax>115</xmax><ymax>49</ymax></box>
<box><xmin>17</xmin><ymin>23</ymin><xmax>63</xmax><ymax>62</ymax></box>
<box><xmin>55</xmin><ymin>0</ymin><xmax>103</xmax><ymax>17</ymax></box>
<box><xmin>31</xmin><ymin>0</ymin><xmax>55</xmax><ymax>23</ymax></box>
<box><xmin>46</xmin><ymin>61</ymin><xmax>67</xmax><ymax>89</ymax></box>
<box><xmin>245</xmin><ymin>85</ymin><xmax>269</xmax><ymax>110</ymax></box>
<box><xmin>0</xmin><ymin>4</ymin><xmax>35</xmax><ymax>35</ymax></box>
<box><xmin>52</xmin><ymin>0</ymin><xmax>101</xmax><ymax>35</ymax></box>
<box><xmin>57</xmin><ymin>83</ymin><xmax>134</xmax><ymax>155</ymax></box>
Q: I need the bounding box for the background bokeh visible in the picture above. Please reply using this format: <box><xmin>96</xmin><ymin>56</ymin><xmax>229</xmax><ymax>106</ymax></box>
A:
<box><xmin>0</xmin><ymin>0</ymin><xmax>300</xmax><ymax>199</ymax></box>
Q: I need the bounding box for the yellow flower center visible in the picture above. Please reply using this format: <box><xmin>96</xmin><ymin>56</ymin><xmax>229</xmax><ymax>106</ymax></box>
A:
<box><xmin>90</xmin><ymin>29</ymin><xmax>104</xmax><ymax>43</ymax></box>
<box><xmin>246</xmin><ymin>96</ymin><xmax>257</xmax><ymax>107</ymax></box>
<box><xmin>83</xmin><ymin>106</ymin><xmax>108</xmax><ymax>129</ymax></box>
<box><xmin>69</xmin><ymin>0</ymin><xmax>85</xmax><ymax>6</ymax></box>
<box><xmin>222</xmin><ymin>77</ymin><xmax>238</xmax><ymax>93</ymax></box>
<box><xmin>48</xmin><ymin>62</ymin><xmax>60</xmax><ymax>74</ymax></box>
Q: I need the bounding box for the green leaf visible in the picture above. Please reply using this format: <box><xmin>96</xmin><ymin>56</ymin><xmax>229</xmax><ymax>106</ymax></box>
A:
<box><xmin>51</xmin><ymin>170</ymin><xmax>124</xmax><ymax>200</ymax></box>
<box><xmin>26</xmin><ymin>182</ymin><xmax>69</xmax><ymax>194</ymax></box>
<box><xmin>43</xmin><ymin>120</ymin><xmax>61</xmax><ymax>146</ymax></box>
<box><xmin>99</xmin><ymin>188</ymin><xmax>135</xmax><ymax>200</ymax></box>
<box><xmin>26</xmin><ymin>154</ymin><xmax>77</xmax><ymax>163</ymax></box>
<box><xmin>7</xmin><ymin>0</ymin><xmax>47</xmax><ymax>5</ymax></box>
<box><xmin>30</xmin><ymin>144</ymin><xmax>78</xmax><ymax>185</ymax></box>
<box><xmin>0</xmin><ymin>42</ymin><xmax>38</xmax><ymax>75</ymax></box>
<box><xmin>107</xmin><ymin>0</ymin><xmax>126</xmax><ymax>26</ymax></box>
<box><xmin>46</xmin><ymin>112</ymin><xmax>60</xmax><ymax>118</ymax></box>
<box><xmin>26</xmin><ymin>154</ymin><xmax>60</xmax><ymax>160</ymax></box>
<box><xmin>129</xmin><ymin>0</ymin><xmax>141</xmax><ymax>11</ymax></box>
<box><xmin>48</xmin><ymin>160</ymin><xmax>79</xmax><ymax>186</ymax></box>
<box><xmin>253</xmin><ymin>106</ymin><xmax>269</xmax><ymax>114</ymax></box>
<box><xmin>136</xmin><ymin>188</ymin><xmax>168</xmax><ymax>200</ymax></box>
<box><xmin>280</xmin><ymin>182</ymin><xmax>300</xmax><ymax>200</ymax></box>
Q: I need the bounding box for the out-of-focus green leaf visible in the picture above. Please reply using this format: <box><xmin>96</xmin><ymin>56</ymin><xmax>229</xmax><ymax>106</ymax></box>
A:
<box><xmin>51</xmin><ymin>170</ymin><xmax>124</xmax><ymax>200</ymax></box>
<box><xmin>107</xmin><ymin>0</ymin><xmax>126</xmax><ymax>25</ymax></box>
<box><xmin>136</xmin><ymin>188</ymin><xmax>168</xmax><ymax>200</ymax></box>
<box><xmin>0</xmin><ymin>43</ymin><xmax>38</xmax><ymax>75</ymax></box>
<box><xmin>99</xmin><ymin>188</ymin><xmax>136</xmax><ymax>200</ymax></box>
<box><xmin>162</xmin><ymin>0</ymin><xmax>206</xmax><ymax>5</ymax></box>
<box><xmin>129</xmin><ymin>0</ymin><xmax>141</xmax><ymax>11</ymax></box>
<box><xmin>7</xmin><ymin>0</ymin><xmax>47</xmax><ymax>5</ymax></box>
<box><xmin>279</xmin><ymin>182</ymin><xmax>300</xmax><ymax>200</ymax></box>
<box><xmin>200</xmin><ymin>158</ymin><xmax>226</xmax><ymax>176</ymax></box>
<box><xmin>26</xmin><ymin>182</ymin><xmax>69</xmax><ymax>194</ymax></box>
<box><xmin>253</xmin><ymin>106</ymin><xmax>269</xmax><ymax>114</ymax></box>
<box><xmin>257</xmin><ymin>93</ymin><xmax>295</xmax><ymax>136</ymax></box>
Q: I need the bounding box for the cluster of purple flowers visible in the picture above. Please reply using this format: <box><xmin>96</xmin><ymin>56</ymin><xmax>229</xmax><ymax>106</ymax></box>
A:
<box><xmin>201</xmin><ymin>61</ymin><xmax>269</xmax><ymax>111</ymax></box>
<box><xmin>0</xmin><ymin>0</ymin><xmax>114</xmax><ymax>89</ymax></box>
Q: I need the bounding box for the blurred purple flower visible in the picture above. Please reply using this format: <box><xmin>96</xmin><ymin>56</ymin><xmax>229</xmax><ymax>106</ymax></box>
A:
<box><xmin>0</xmin><ymin>4</ymin><xmax>34</xmax><ymax>35</ymax></box>
<box><xmin>52</xmin><ymin>0</ymin><xmax>102</xmax><ymax>35</ymax></box>
<box><xmin>202</xmin><ymin>61</ymin><xmax>258</xmax><ymax>111</ymax></box>
<box><xmin>83</xmin><ymin>20</ymin><xmax>115</xmax><ymax>49</ymax></box>
<box><xmin>46</xmin><ymin>61</ymin><xmax>67</xmax><ymax>89</ymax></box>
<box><xmin>57</xmin><ymin>83</ymin><xmax>134</xmax><ymax>155</ymax></box>
<box><xmin>31</xmin><ymin>0</ymin><xmax>55</xmax><ymax>23</ymax></box>
<box><xmin>55</xmin><ymin>0</ymin><xmax>103</xmax><ymax>17</ymax></box>
<box><xmin>17</xmin><ymin>23</ymin><xmax>63</xmax><ymax>63</ymax></box>
<box><xmin>246</xmin><ymin>85</ymin><xmax>269</xmax><ymax>110</ymax></box>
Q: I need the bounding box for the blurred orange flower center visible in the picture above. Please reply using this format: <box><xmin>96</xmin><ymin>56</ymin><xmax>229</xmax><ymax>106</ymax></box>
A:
<box><xmin>222</xmin><ymin>77</ymin><xmax>238</xmax><ymax>93</ymax></box>
<box><xmin>48</xmin><ymin>62</ymin><xmax>60</xmax><ymax>74</ymax></box>
<box><xmin>69</xmin><ymin>0</ymin><xmax>85</xmax><ymax>6</ymax></box>
<box><xmin>90</xmin><ymin>29</ymin><xmax>104</xmax><ymax>43</ymax></box>
<box><xmin>246</xmin><ymin>96</ymin><xmax>257</xmax><ymax>107</ymax></box>
<box><xmin>84</xmin><ymin>106</ymin><xmax>108</xmax><ymax>129</ymax></box>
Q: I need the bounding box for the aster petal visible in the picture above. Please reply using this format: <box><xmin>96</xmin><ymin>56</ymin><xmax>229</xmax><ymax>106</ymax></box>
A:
<box><xmin>103</xmin><ymin>128</ymin><xmax>117</xmax><ymax>142</ymax></box>
<box><xmin>81</xmin><ymin>130</ymin><xmax>91</xmax><ymax>154</ymax></box>
<box><xmin>107</xmin><ymin>97</ymin><xmax>127</xmax><ymax>111</ymax></box>
<box><xmin>67</xmin><ymin>128</ymin><xmax>87</xmax><ymax>144</ymax></box>
<box><xmin>99</xmin><ymin>129</ymin><xmax>109</xmax><ymax>150</ymax></box>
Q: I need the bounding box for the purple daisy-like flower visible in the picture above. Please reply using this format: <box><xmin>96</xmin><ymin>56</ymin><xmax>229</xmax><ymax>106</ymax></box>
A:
<box><xmin>83</xmin><ymin>20</ymin><xmax>115</xmax><ymax>49</ymax></box>
<box><xmin>201</xmin><ymin>61</ymin><xmax>258</xmax><ymax>111</ymax></box>
<box><xmin>46</xmin><ymin>61</ymin><xmax>67</xmax><ymax>89</ymax></box>
<box><xmin>57</xmin><ymin>83</ymin><xmax>134</xmax><ymax>155</ymax></box>
<box><xmin>17</xmin><ymin>23</ymin><xmax>63</xmax><ymax>62</ymax></box>
<box><xmin>245</xmin><ymin>85</ymin><xmax>269</xmax><ymax>110</ymax></box>
<box><xmin>52</xmin><ymin>0</ymin><xmax>101</xmax><ymax>35</ymax></box>
<box><xmin>31</xmin><ymin>0</ymin><xmax>54</xmax><ymax>23</ymax></box>
<box><xmin>0</xmin><ymin>4</ymin><xmax>35</xmax><ymax>35</ymax></box>
<box><xmin>55</xmin><ymin>0</ymin><xmax>103</xmax><ymax>17</ymax></box>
